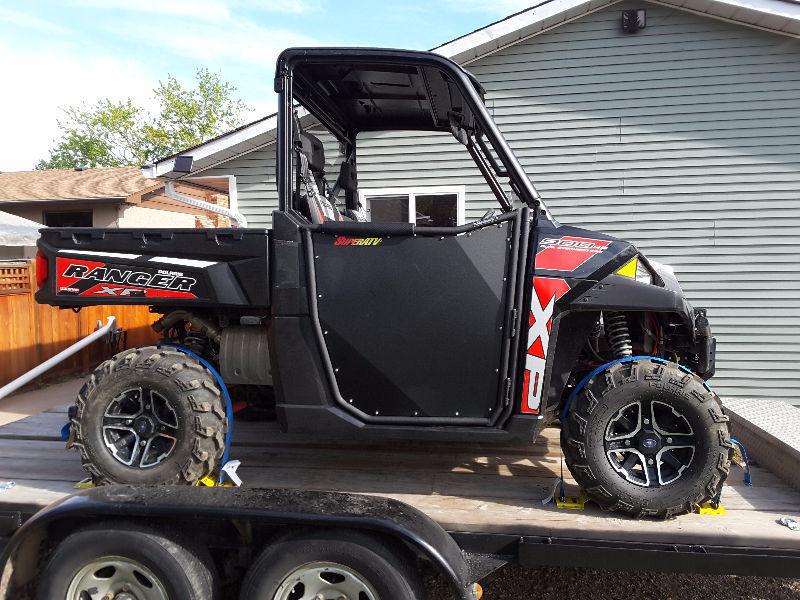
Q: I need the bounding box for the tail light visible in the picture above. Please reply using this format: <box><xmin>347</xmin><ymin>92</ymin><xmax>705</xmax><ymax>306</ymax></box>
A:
<box><xmin>35</xmin><ymin>249</ymin><xmax>48</xmax><ymax>289</ymax></box>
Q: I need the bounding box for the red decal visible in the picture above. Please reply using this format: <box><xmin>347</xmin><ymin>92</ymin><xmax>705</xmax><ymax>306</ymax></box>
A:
<box><xmin>55</xmin><ymin>257</ymin><xmax>198</xmax><ymax>298</ymax></box>
<box><xmin>520</xmin><ymin>277</ymin><xmax>570</xmax><ymax>414</ymax></box>
<box><xmin>528</xmin><ymin>336</ymin><xmax>544</xmax><ymax>359</ymax></box>
<box><xmin>536</xmin><ymin>236</ymin><xmax>611</xmax><ymax>272</ymax></box>
<box><xmin>79</xmin><ymin>283</ymin><xmax>196</xmax><ymax>299</ymax></box>
<box><xmin>56</xmin><ymin>258</ymin><xmax>104</xmax><ymax>293</ymax></box>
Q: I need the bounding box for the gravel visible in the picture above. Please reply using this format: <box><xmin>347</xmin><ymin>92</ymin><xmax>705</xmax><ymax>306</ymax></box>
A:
<box><xmin>427</xmin><ymin>565</ymin><xmax>800</xmax><ymax>600</ymax></box>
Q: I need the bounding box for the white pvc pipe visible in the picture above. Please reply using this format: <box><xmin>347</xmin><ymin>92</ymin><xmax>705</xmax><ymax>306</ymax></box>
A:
<box><xmin>164</xmin><ymin>181</ymin><xmax>248</xmax><ymax>228</ymax></box>
<box><xmin>0</xmin><ymin>316</ymin><xmax>117</xmax><ymax>401</ymax></box>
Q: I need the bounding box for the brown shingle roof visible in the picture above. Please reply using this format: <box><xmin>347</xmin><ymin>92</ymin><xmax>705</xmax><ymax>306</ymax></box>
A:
<box><xmin>0</xmin><ymin>167</ymin><xmax>154</xmax><ymax>202</ymax></box>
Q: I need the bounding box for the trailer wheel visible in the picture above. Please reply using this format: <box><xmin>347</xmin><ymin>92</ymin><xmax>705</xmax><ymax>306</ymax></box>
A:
<box><xmin>240</xmin><ymin>530</ymin><xmax>425</xmax><ymax>600</ymax></box>
<box><xmin>37</xmin><ymin>524</ymin><xmax>218</xmax><ymax>600</ymax></box>
<box><xmin>562</xmin><ymin>358</ymin><xmax>732</xmax><ymax>518</ymax></box>
<box><xmin>73</xmin><ymin>346</ymin><xmax>227</xmax><ymax>485</ymax></box>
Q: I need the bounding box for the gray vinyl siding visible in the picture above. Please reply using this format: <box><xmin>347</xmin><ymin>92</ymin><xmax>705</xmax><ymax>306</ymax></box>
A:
<box><xmin>203</xmin><ymin>148</ymin><xmax>279</xmax><ymax>229</ymax></box>
<box><xmin>206</xmin><ymin>0</ymin><xmax>800</xmax><ymax>405</ymax></box>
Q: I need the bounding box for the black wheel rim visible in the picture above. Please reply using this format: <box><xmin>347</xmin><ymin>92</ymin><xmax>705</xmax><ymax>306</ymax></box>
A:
<box><xmin>102</xmin><ymin>387</ymin><xmax>179</xmax><ymax>469</ymax></box>
<box><xmin>604</xmin><ymin>399</ymin><xmax>696</xmax><ymax>487</ymax></box>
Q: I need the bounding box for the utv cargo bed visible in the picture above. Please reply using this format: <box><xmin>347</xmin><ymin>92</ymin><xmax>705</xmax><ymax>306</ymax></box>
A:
<box><xmin>36</xmin><ymin>227</ymin><xmax>271</xmax><ymax>308</ymax></box>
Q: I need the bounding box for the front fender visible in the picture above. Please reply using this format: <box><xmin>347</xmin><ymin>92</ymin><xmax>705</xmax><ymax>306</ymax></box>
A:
<box><xmin>571</xmin><ymin>275</ymin><xmax>693</xmax><ymax>326</ymax></box>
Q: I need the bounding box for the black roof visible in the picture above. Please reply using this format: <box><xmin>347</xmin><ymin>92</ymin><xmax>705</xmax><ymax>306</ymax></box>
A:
<box><xmin>276</xmin><ymin>48</ymin><xmax>486</xmax><ymax>134</ymax></box>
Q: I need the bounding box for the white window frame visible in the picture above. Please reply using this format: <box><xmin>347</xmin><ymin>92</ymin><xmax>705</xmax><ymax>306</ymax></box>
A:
<box><xmin>358</xmin><ymin>185</ymin><xmax>466</xmax><ymax>226</ymax></box>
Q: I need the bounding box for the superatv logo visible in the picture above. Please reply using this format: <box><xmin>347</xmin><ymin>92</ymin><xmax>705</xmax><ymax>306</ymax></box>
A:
<box><xmin>61</xmin><ymin>264</ymin><xmax>197</xmax><ymax>292</ymax></box>
<box><xmin>334</xmin><ymin>236</ymin><xmax>382</xmax><ymax>246</ymax></box>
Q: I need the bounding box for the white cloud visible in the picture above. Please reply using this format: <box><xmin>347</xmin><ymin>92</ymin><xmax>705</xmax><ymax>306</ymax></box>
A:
<box><xmin>443</xmin><ymin>0</ymin><xmax>535</xmax><ymax>15</ymax></box>
<box><xmin>0</xmin><ymin>2</ymin><xmax>320</xmax><ymax>171</ymax></box>
<box><xmin>71</xmin><ymin>0</ymin><xmax>324</xmax><ymax>67</ymax></box>
<box><xmin>245</xmin><ymin>0</ymin><xmax>321</xmax><ymax>14</ymax></box>
<box><xmin>70</xmin><ymin>0</ymin><xmax>321</xmax><ymax>20</ymax></box>
<box><xmin>112</xmin><ymin>17</ymin><xmax>320</xmax><ymax>67</ymax></box>
<box><xmin>0</xmin><ymin>6</ymin><xmax>69</xmax><ymax>33</ymax></box>
<box><xmin>0</xmin><ymin>40</ymin><xmax>156</xmax><ymax>171</ymax></box>
<box><xmin>70</xmin><ymin>0</ymin><xmax>232</xmax><ymax>21</ymax></box>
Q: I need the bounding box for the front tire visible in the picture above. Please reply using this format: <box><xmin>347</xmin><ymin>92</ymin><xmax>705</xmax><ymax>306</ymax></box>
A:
<box><xmin>562</xmin><ymin>358</ymin><xmax>732</xmax><ymax>518</ymax></box>
<box><xmin>37</xmin><ymin>523</ymin><xmax>218</xmax><ymax>600</ymax></box>
<box><xmin>73</xmin><ymin>346</ymin><xmax>227</xmax><ymax>485</ymax></box>
<box><xmin>239</xmin><ymin>530</ymin><xmax>425</xmax><ymax>600</ymax></box>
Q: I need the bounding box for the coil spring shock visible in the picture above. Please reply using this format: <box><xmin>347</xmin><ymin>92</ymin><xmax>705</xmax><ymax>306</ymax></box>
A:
<box><xmin>605</xmin><ymin>312</ymin><xmax>633</xmax><ymax>358</ymax></box>
<box><xmin>183</xmin><ymin>330</ymin><xmax>209</xmax><ymax>357</ymax></box>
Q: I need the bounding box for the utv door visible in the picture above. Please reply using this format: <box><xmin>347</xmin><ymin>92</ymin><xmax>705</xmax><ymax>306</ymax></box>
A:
<box><xmin>306</xmin><ymin>211</ymin><xmax>526</xmax><ymax>425</ymax></box>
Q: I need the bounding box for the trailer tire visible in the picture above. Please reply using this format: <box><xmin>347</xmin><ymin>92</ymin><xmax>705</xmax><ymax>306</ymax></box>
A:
<box><xmin>240</xmin><ymin>529</ymin><xmax>426</xmax><ymax>600</ymax></box>
<box><xmin>37</xmin><ymin>523</ymin><xmax>218</xmax><ymax>600</ymax></box>
<box><xmin>562</xmin><ymin>358</ymin><xmax>732</xmax><ymax>518</ymax></box>
<box><xmin>73</xmin><ymin>345</ymin><xmax>227</xmax><ymax>485</ymax></box>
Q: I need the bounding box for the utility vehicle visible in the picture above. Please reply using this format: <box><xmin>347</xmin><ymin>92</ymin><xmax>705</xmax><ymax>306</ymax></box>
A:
<box><xmin>35</xmin><ymin>47</ymin><xmax>730</xmax><ymax>518</ymax></box>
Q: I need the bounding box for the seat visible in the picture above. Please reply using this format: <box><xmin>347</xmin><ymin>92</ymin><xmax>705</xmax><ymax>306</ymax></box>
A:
<box><xmin>335</xmin><ymin>162</ymin><xmax>367</xmax><ymax>222</ymax></box>
<box><xmin>295</xmin><ymin>131</ymin><xmax>343</xmax><ymax>224</ymax></box>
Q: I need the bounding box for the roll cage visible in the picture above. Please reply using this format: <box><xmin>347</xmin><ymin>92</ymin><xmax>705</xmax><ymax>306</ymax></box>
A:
<box><xmin>273</xmin><ymin>47</ymin><xmax>541</xmax><ymax>221</ymax></box>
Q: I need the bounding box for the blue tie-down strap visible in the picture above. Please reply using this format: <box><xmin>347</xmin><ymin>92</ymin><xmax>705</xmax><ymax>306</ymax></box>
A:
<box><xmin>730</xmin><ymin>438</ymin><xmax>753</xmax><ymax>487</ymax></box>
<box><xmin>61</xmin><ymin>405</ymin><xmax>77</xmax><ymax>443</ymax></box>
<box><xmin>161</xmin><ymin>344</ymin><xmax>234</xmax><ymax>485</ymax></box>
<box><xmin>708</xmin><ymin>438</ymin><xmax>751</xmax><ymax>508</ymax></box>
<box><xmin>561</xmin><ymin>355</ymin><xmax>700</xmax><ymax>422</ymax></box>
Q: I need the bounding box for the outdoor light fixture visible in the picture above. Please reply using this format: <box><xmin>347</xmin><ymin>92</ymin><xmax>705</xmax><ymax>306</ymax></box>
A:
<box><xmin>173</xmin><ymin>155</ymin><xmax>194</xmax><ymax>173</ymax></box>
<box><xmin>622</xmin><ymin>9</ymin><xmax>646</xmax><ymax>33</ymax></box>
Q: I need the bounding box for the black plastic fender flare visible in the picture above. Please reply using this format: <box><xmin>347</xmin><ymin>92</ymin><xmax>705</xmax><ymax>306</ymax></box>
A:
<box><xmin>0</xmin><ymin>486</ymin><xmax>474</xmax><ymax>599</ymax></box>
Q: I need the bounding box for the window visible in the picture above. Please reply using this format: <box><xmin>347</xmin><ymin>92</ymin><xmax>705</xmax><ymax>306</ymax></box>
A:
<box><xmin>359</xmin><ymin>187</ymin><xmax>465</xmax><ymax>227</ymax></box>
<box><xmin>43</xmin><ymin>210</ymin><xmax>93</xmax><ymax>227</ymax></box>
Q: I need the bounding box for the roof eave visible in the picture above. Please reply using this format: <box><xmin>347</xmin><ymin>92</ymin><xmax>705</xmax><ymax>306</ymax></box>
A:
<box><xmin>436</xmin><ymin>0</ymin><xmax>800</xmax><ymax>64</ymax></box>
<box><xmin>0</xmin><ymin>196</ymin><xmax>127</xmax><ymax>205</ymax></box>
<box><xmin>435</xmin><ymin>0</ymin><xmax>622</xmax><ymax>64</ymax></box>
<box><xmin>145</xmin><ymin>114</ymin><xmax>279</xmax><ymax>180</ymax></box>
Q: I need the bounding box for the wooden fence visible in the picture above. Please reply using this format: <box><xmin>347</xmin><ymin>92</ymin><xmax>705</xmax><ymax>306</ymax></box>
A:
<box><xmin>0</xmin><ymin>261</ymin><xmax>158</xmax><ymax>386</ymax></box>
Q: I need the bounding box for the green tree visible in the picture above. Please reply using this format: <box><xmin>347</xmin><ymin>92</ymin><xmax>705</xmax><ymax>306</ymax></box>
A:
<box><xmin>37</xmin><ymin>69</ymin><xmax>252</xmax><ymax>170</ymax></box>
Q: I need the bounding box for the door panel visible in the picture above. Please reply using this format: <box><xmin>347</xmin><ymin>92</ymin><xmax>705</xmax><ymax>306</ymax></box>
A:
<box><xmin>310</xmin><ymin>219</ymin><xmax>516</xmax><ymax>421</ymax></box>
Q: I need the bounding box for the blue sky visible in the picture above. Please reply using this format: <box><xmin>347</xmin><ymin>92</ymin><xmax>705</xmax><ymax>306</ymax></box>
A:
<box><xmin>0</xmin><ymin>0</ymin><xmax>530</xmax><ymax>171</ymax></box>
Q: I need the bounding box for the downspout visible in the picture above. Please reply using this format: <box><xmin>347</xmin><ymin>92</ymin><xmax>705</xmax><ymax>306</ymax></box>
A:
<box><xmin>164</xmin><ymin>181</ymin><xmax>248</xmax><ymax>228</ymax></box>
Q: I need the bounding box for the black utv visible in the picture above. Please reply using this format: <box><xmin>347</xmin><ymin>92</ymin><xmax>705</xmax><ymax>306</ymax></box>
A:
<box><xmin>35</xmin><ymin>48</ymin><xmax>731</xmax><ymax>517</ymax></box>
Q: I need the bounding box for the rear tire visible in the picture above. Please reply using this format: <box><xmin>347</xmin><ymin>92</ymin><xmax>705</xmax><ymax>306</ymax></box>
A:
<box><xmin>73</xmin><ymin>346</ymin><xmax>227</xmax><ymax>485</ymax></box>
<box><xmin>562</xmin><ymin>358</ymin><xmax>732</xmax><ymax>518</ymax></box>
<box><xmin>37</xmin><ymin>523</ymin><xmax>218</xmax><ymax>600</ymax></box>
<box><xmin>239</xmin><ymin>529</ymin><xmax>425</xmax><ymax>600</ymax></box>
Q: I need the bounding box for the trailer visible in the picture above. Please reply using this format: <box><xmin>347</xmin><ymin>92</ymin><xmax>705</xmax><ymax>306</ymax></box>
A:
<box><xmin>0</xmin><ymin>402</ymin><xmax>798</xmax><ymax>599</ymax></box>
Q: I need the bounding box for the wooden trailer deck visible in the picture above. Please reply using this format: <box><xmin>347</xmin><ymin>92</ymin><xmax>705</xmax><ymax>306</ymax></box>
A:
<box><xmin>0</xmin><ymin>405</ymin><xmax>799</xmax><ymax>553</ymax></box>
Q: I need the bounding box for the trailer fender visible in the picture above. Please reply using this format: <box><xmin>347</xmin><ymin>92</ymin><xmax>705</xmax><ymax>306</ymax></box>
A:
<box><xmin>0</xmin><ymin>486</ymin><xmax>474</xmax><ymax>599</ymax></box>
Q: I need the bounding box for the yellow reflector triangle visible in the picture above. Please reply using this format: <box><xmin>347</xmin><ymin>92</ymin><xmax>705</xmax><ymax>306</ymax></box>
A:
<box><xmin>616</xmin><ymin>257</ymin><xmax>638</xmax><ymax>278</ymax></box>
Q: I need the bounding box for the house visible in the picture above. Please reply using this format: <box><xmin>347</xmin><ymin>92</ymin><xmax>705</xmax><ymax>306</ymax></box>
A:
<box><xmin>0</xmin><ymin>167</ymin><xmax>233</xmax><ymax>254</ymax></box>
<box><xmin>144</xmin><ymin>0</ymin><xmax>800</xmax><ymax>406</ymax></box>
<box><xmin>0</xmin><ymin>210</ymin><xmax>41</xmax><ymax>260</ymax></box>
